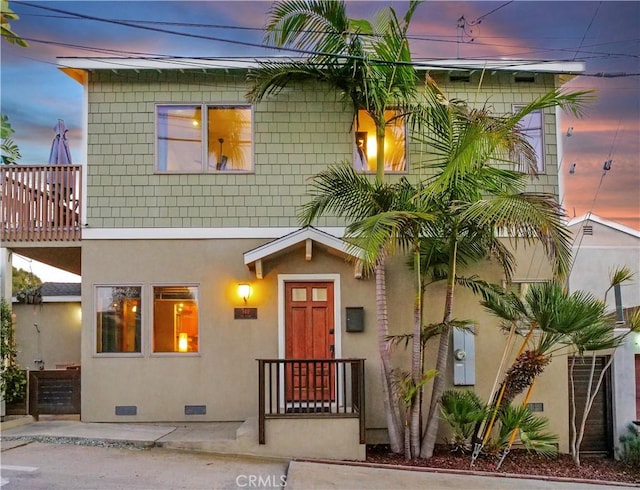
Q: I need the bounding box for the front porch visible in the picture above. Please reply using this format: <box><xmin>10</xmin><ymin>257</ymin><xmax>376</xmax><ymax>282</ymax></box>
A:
<box><xmin>257</xmin><ymin>358</ymin><xmax>366</xmax><ymax>460</ymax></box>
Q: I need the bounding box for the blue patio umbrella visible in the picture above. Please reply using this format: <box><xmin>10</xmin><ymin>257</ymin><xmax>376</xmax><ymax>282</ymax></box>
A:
<box><xmin>47</xmin><ymin>119</ymin><xmax>73</xmax><ymax>189</ymax></box>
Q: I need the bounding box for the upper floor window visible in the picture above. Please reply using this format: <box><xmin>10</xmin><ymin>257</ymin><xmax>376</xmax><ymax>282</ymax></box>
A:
<box><xmin>354</xmin><ymin>109</ymin><xmax>406</xmax><ymax>173</ymax></box>
<box><xmin>153</xmin><ymin>285</ymin><xmax>199</xmax><ymax>354</ymax></box>
<box><xmin>96</xmin><ymin>286</ymin><xmax>142</xmax><ymax>354</ymax></box>
<box><xmin>157</xmin><ymin>105</ymin><xmax>252</xmax><ymax>173</ymax></box>
<box><xmin>514</xmin><ymin>106</ymin><xmax>544</xmax><ymax>173</ymax></box>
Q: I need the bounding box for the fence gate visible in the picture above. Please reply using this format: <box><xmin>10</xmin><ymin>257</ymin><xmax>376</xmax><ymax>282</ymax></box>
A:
<box><xmin>568</xmin><ymin>356</ymin><xmax>612</xmax><ymax>455</ymax></box>
<box><xmin>29</xmin><ymin>369</ymin><xmax>81</xmax><ymax>418</ymax></box>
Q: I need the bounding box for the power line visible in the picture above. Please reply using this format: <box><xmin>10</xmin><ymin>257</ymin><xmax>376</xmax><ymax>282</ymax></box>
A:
<box><xmin>15</xmin><ymin>2</ymin><xmax>639</xmax><ymax>63</ymax></box>
<box><xmin>22</xmin><ymin>10</ymin><xmax>639</xmax><ymax>50</ymax></box>
<box><xmin>568</xmin><ymin>118</ymin><xmax>623</xmax><ymax>276</ymax></box>
<box><xmin>573</xmin><ymin>1</ymin><xmax>602</xmax><ymax>61</ymax></box>
<box><xmin>5</xmin><ymin>30</ymin><xmax>638</xmax><ymax>80</ymax></box>
<box><xmin>475</xmin><ymin>1</ymin><xmax>515</xmax><ymax>22</ymax></box>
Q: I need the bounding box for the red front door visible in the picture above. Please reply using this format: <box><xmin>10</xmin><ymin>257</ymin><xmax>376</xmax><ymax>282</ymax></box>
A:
<box><xmin>285</xmin><ymin>281</ymin><xmax>335</xmax><ymax>404</ymax></box>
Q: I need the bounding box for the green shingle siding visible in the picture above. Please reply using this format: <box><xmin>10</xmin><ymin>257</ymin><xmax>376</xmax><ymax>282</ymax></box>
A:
<box><xmin>86</xmin><ymin>70</ymin><xmax>560</xmax><ymax>228</ymax></box>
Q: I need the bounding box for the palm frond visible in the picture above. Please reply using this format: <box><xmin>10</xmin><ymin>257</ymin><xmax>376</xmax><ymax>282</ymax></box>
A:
<box><xmin>346</xmin><ymin>209</ymin><xmax>435</xmax><ymax>269</ymax></box>
<box><xmin>498</xmin><ymin>404</ymin><xmax>558</xmax><ymax>457</ymax></box>
<box><xmin>387</xmin><ymin>321</ymin><xmax>472</xmax><ymax>350</ymax></box>
<box><xmin>462</xmin><ymin>193</ymin><xmax>572</xmax><ymax>280</ymax></box>
<box><xmin>609</xmin><ymin>265</ymin><xmax>635</xmax><ymax>287</ymax></box>
<box><xmin>264</xmin><ymin>0</ymin><xmax>351</xmax><ymax>54</ymax></box>
<box><xmin>298</xmin><ymin>163</ymin><xmax>383</xmax><ymax>225</ymax></box>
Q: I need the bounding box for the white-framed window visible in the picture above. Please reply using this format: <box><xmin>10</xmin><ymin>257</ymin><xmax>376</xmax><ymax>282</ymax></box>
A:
<box><xmin>95</xmin><ymin>286</ymin><xmax>142</xmax><ymax>354</ymax></box>
<box><xmin>156</xmin><ymin>104</ymin><xmax>252</xmax><ymax>173</ymax></box>
<box><xmin>514</xmin><ymin>106</ymin><xmax>544</xmax><ymax>173</ymax></box>
<box><xmin>353</xmin><ymin>109</ymin><xmax>407</xmax><ymax>173</ymax></box>
<box><xmin>152</xmin><ymin>285</ymin><xmax>199</xmax><ymax>354</ymax></box>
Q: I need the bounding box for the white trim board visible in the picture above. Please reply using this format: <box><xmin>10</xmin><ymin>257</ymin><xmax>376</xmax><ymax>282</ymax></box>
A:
<box><xmin>58</xmin><ymin>57</ymin><xmax>585</xmax><ymax>74</ymax></box>
<box><xmin>568</xmin><ymin>214</ymin><xmax>640</xmax><ymax>239</ymax></box>
<box><xmin>244</xmin><ymin>227</ymin><xmax>362</xmax><ymax>266</ymax></box>
<box><xmin>82</xmin><ymin>227</ymin><xmax>347</xmax><ymax>240</ymax></box>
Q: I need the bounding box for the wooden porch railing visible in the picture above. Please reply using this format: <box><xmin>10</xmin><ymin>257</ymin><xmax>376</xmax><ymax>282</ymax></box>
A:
<box><xmin>257</xmin><ymin>358</ymin><xmax>365</xmax><ymax>445</ymax></box>
<box><xmin>1</xmin><ymin>164</ymin><xmax>82</xmax><ymax>242</ymax></box>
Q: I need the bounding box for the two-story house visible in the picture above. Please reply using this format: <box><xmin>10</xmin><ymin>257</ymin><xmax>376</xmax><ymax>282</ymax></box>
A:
<box><xmin>1</xmin><ymin>57</ymin><xmax>586</xmax><ymax>460</ymax></box>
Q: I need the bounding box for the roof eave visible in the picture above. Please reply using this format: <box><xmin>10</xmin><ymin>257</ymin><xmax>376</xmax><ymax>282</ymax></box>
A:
<box><xmin>56</xmin><ymin>57</ymin><xmax>586</xmax><ymax>76</ymax></box>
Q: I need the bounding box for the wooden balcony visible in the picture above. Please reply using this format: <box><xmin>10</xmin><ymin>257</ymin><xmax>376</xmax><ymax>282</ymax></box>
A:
<box><xmin>1</xmin><ymin>164</ymin><xmax>82</xmax><ymax>242</ymax></box>
<box><xmin>257</xmin><ymin>358</ymin><xmax>365</xmax><ymax>445</ymax></box>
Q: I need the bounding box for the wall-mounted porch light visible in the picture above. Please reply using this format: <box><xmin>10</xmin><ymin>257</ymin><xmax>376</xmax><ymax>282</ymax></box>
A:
<box><xmin>238</xmin><ymin>283</ymin><xmax>252</xmax><ymax>304</ymax></box>
<box><xmin>235</xmin><ymin>283</ymin><xmax>257</xmax><ymax>320</ymax></box>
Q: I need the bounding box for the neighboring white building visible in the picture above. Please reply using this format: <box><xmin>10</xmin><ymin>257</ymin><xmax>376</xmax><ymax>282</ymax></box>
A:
<box><xmin>567</xmin><ymin>213</ymin><xmax>640</xmax><ymax>457</ymax></box>
<box><xmin>12</xmin><ymin>282</ymin><xmax>82</xmax><ymax>371</ymax></box>
<box><xmin>568</xmin><ymin>214</ymin><xmax>640</xmax><ymax>313</ymax></box>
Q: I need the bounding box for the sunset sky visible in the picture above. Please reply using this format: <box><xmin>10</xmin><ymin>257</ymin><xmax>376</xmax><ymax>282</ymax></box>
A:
<box><xmin>2</xmin><ymin>1</ymin><xmax>638</xmax><ymax>281</ymax></box>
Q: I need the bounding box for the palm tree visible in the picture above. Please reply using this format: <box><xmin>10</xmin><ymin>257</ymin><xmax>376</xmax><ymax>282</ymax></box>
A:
<box><xmin>247</xmin><ymin>0</ymin><xmax>421</xmax><ymax>180</ymax></box>
<box><xmin>409</xmin><ymin>77</ymin><xmax>594</xmax><ymax>459</ymax></box>
<box><xmin>481</xmin><ymin>280</ymin><xmax>639</xmax><ymax>465</ymax></box>
<box><xmin>484</xmin><ymin>283</ymin><xmax>611</xmax><ymax>409</ymax></box>
<box><xmin>301</xmin><ymin>77</ymin><xmax>592</xmax><ymax>458</ymax></box>
<box><xmin>300</xmin><ymin>166</ymin><xmax>428</xmax><ymax>456</ymax></box>
<box><xmin>568</xmin><ymin>267</ymin><xmax>638</xmax><ymax>466</ymax></box>
<box><xmin>251</xmin><ymin>0</ymin><xmax>423</xmax><ymax>453</ymax></box>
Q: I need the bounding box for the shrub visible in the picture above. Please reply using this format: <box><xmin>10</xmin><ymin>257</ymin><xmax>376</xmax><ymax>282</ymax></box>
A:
<box><xmin>1</xmin><ymin>298</ymin><xmax>27</xmax><ymax>404</ymax></box>
<box><xmin>619</xmin><ymin>423</ymin><xmax>640</xmax><ymax>466</ymax></box>
<box><xmin>440</xmin><ymin>389</ymin><xmax>486</xmax><ymax>453</ymax></box>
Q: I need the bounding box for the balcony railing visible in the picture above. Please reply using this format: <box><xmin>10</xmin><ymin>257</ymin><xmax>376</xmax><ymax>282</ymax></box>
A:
<box><xmin>1</xmin><ymin>164</ymin><xmax>82</xmax><ymax>242</ymax></box>
<box><xmin>257</xmin><ymin>358</ymin><xmax>365</xmax><ymax>445</ymax></box>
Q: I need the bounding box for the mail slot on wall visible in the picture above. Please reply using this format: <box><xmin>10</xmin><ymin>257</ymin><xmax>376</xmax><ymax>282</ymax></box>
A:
<box><xmin>346</xmin><ymin>307</ymin><xmax>364</xmax><ymax>332</ymax></box>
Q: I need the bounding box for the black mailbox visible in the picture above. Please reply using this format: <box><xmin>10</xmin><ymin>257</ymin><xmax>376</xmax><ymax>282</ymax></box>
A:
<box><xmin>346</xmin><ymin>307</ymin><xmax>365</xmax><ymax>332</ymax></box>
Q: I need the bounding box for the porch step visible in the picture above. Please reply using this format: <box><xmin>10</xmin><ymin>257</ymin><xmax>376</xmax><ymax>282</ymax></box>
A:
<box><xmin>155</xmin><ymin>419</ymin><xmax>277</xmax><ymax>459</ymax></box>
<box><xmin>156</xmin><ymin>417</ymin><xmax>365</xmax><ymax>461</ymax></box>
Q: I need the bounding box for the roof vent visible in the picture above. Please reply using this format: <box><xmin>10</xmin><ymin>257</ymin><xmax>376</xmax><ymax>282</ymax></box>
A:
<box><xmin>583</xmin><ymin>225</ymin><xmax>593</xmax><ymax>235</ymax></box>
<box><xmin>514</xmin><ymin>74</ymin><xmax>535</xmax><ymax>83</ymax></box>
<box><xmin>449</xmin><ymin>73</ymin><xmax>471</xmax><ymax>83</ymax></box>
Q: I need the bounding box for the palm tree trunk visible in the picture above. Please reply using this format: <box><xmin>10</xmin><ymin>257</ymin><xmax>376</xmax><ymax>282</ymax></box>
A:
<box><xmin>421</xmin><ymin>234</ymin><xmax>458</xmax><ymax>458</ymax></box>
<box><xmin>375</xmin><ymin>257</ymin><xmax>403</xmax><ymax>453</ymax></box>
<box><xmin>375</xmin><ymin>124</ymin><xmax>386</xmax><ymax>181</ymax></box>
<box><xmin>410</xmin><ymin>249</ymin><xmax>422</xmax><ymax>458</ymax></box>
<box><xmin>569</xmin><ymin>354</ymin><xmax>579</xmax><ymax>464</ymax></box>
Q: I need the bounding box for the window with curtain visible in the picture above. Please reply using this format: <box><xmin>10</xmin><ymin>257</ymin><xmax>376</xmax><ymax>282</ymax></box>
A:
<box><xmin>514</xmin><ymin>106</ymin><xmax>544</xmax><ymax>173</ymax></box>
<box><xmin>157</xmin><ymin>105</ymin><xmax>252</xmax><ymax>173</ymax></box>
<box><xmin>353</xmin><ymin>109</ymin><xmax>406</xmax><ymax>173</ymax></box>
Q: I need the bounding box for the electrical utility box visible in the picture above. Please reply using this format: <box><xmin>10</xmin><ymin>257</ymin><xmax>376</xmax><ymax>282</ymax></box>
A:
<box><xmin>452</xmin><ymin>325</ymin><xmax>475</xmax><ymax>386</ymax></box>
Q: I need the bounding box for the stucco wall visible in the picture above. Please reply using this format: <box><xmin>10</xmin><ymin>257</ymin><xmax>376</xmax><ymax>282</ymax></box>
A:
<box><xmin>85</xmin><ymin>71</ymin><xmax>560</xmax><ymax>229</ymax></box>
<box><xmin>80</xmin><ymin>237</ymin><xmax>571</xmax><ymax>451</ymax></box>
<box><xmin>569</xmin><ymin>220</ymin><xmax>640</xmax><ymax>312</ymax></box>
<box><xmin>12</xmin><ymin>301</ymin><xmax>82</xmax><ymax>370</ymax></box>
<box><xmin>80</xmin><ymin>238</ymin><xmax>384</xmax><ymax>424</ymax></box>
<box><xmin>612</xmin><ymin>329</ymin><xmax>640</xmax><ymax>457</ymax></box>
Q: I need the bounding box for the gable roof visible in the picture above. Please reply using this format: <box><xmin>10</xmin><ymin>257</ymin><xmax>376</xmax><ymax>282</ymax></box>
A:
<box><xmin>40</xmin><ymin>282</ymin><xmax>81</xmax><ymax>297</ymax></box>
<box><xmin>244</xmin><ymin>227</ymin><xmax>363</xmax><ymax>279</ymax></box>
<box><xmin>12</xmin><ymin>282</ymin><xmax>81</xmax><ymax>304</ymax></box>
<box><xmin>567</xmin><ymin>214</ymin><xmax>640</xmax><ymax>239</ymax></box>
